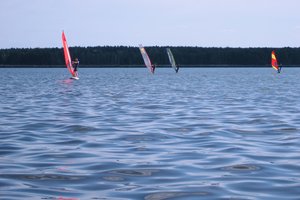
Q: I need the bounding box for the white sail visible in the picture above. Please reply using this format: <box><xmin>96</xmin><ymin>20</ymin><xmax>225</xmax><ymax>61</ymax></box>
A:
<box><xmin>139</xmin><ymin>44</ymin><xmax>154</xmax><ymax>74</ymax></box>
<box><xmin>166</xmin><ymin>48</ymin><xmax>178</xmax><ymax>73</ymax></box>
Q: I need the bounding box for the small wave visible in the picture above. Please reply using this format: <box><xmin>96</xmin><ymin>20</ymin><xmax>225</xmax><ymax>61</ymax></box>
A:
<box><xmin>222</xmin><ymin>164</ymin><xmax>260</xmax><ymax>172</ymax></box>
<box><xmin>64</xmin><ymin>125</ymin><xmax>99</xmax><ymax>133</ymax></box>
<box><xmin>1</xmin><ymin>173</ymin><xmax>86</xmax><ymax>181</ymax></box>
<box><xmin>144</xmin><ymin>192</ymin><xmax>207</xmax><ymax>200</ymax></box>
<box><xmin>102</xmin><ymin>176</ymin><xmax>125</xmax><ymax>182</ymax></box>
<box><xmin>108</xmin><ymin>169</ymin><xmax>159</xmax><ymax>177</ymax></box>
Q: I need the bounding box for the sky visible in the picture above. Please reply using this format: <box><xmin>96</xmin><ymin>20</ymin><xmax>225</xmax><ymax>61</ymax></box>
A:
<box><xmin>0</xmin><ymin>0</ymin><xmax>300</xmax><ymax>48</ymax></box>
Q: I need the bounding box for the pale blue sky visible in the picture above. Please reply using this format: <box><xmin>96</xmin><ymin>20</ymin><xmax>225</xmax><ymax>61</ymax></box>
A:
<box><xmin>0</xmin><ymin>0</ymin><xmax>300</xmax><ymax>48</ymax></box>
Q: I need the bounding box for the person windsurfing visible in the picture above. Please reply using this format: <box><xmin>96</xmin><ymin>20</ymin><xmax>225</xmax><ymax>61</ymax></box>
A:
<box><xmin>175</xmin><ymin>64</ymin><xmax>179</xmax><ymax>73</ymax></box>
<box><xmin>72</xmin><ymin>58</ymin><xmax>79</xmax><ymax>76</ymax></box>
<box><xmin>278</xmin><ymin>64</ymin><xmax>282</xmax><ymax>73</ymax></box>
<box><xmin>151</xmin><ymin>64</ymin><xmax>156</xmax><ymax>74</ymax></box>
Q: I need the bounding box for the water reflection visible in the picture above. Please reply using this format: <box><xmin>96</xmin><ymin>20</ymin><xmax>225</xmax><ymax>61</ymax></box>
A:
<box><xmin>0</xmin><ymin>68</ymin><xmax>300</xmax><ymax>199</ymax></box>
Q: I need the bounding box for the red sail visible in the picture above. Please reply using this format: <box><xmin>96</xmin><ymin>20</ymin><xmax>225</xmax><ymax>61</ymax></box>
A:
<box><xmin>62</xmin><ymin>32</ymin><xmax>75</xmax><ymax>76</ymax></box>
<box><xmin>271</xmin><ymin>50</ymin><xmax>279</xmax><ymax>71</ymax></box>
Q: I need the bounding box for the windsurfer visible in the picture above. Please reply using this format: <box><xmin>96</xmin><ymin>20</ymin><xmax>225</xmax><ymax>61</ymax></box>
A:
<box><xmin>72</xmin><ymin>58</ymin><xmax>79</xmax><ymax>75</ymax></box>
<box><xmin>278</xmin><ymin>64</ymin><xmax>282</xmax><ymax>73</ymax></box>
<box><xmin>152</xmin><ymin>64</ymin><xmax>156</xmax><ymax>73</ymax></box>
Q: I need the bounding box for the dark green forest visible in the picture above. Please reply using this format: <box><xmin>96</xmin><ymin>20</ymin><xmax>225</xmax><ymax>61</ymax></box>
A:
<box><xmin>1</xmin><ymin>46</ymin><xmax>300</xmax><ymax>67</ymax></box>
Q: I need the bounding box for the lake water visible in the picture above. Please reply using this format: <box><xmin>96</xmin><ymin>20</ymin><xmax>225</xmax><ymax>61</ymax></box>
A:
<box><xmin>0</xmin><ymin>68</ymin><xmax>300</xmax><ymax>200</ymax></box>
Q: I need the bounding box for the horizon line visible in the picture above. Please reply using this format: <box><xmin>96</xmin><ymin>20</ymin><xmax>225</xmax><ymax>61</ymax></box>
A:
<box><xmin>1</xmin><ymin>46</ymin><xmax>300</xmax><ymax>50</ymax></box>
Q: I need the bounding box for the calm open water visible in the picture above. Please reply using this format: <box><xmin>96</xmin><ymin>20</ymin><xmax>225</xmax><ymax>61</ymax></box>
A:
<box><xmin>0</xmin><ymin>68</ymin><xmax>300</xmax><ymax>200</ymax></box>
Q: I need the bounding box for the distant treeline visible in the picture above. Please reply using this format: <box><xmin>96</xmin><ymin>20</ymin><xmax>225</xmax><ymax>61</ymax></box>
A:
<box><xmin>1</xmin><ymin>46</ymin><xmax>300</xmax><ymax>67</ymax></box>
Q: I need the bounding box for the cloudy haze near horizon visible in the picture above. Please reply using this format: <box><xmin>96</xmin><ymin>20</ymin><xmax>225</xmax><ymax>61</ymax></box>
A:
<box><xmin>0</xmin><ymin>0</ymin><xmax>300</xmax><ymax>48</ymax></box>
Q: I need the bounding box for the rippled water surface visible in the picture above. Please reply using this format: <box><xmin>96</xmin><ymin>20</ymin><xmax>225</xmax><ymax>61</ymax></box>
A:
<box><xmin>1</xmin><ymin>68</ymin><xmax>300</xmax><ymax>200</ymax></box>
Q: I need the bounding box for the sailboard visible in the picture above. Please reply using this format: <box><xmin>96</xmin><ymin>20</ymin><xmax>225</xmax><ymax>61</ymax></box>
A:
<box><xmin>166</xmin><ymin>48</ymin><xmax>179</xmax><ymax>73</ymax></box>
<box><xmin>139</xmin><ymin>44</ymin><xmax>154</xmax><ymax>74</ymax></box>
<box><xmin>62</xmin><ymin>31</ymin><xmax>79</xmax><ymax>79</ymax></box>
<box><xmin>271</xmin><ymin>50</ymin><xmax>281</xmax><ymax>73</ymax></box>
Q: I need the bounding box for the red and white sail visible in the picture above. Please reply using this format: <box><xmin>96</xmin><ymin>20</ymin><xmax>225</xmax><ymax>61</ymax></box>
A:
<box><xmin>62</xmin><ymin>31</ymin><xmax>76</xmax><ymax>77</ymax></box>
<box><xmin>139</xmin><ymin>44</ymin><xmax>154</xmax><ymax>74</ymax></box>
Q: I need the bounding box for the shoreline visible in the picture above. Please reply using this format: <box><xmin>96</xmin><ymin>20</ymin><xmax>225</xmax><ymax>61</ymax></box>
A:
<box><xmin>0</xmin><ymin>64</ymin><xmax>299</xmax><ymax>68</ymax></box>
